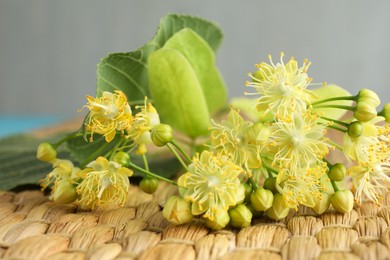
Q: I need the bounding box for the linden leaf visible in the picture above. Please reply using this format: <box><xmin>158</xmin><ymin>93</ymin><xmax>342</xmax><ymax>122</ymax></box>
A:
<box><xmin>96</xmin><ymin>14</ymin><xmax>223</xmax><ymax>103</ymax></box>
<box><xmin>148</xmin><ymin>49</ymin><xmax>210</xmax><ymax>137</ymax></box>
<box><xmin>163</xmin><ymin>28</ymin><xmax>227</xmax><ymax>114</ymax></box>
<box><xmin>311</xmin><ymin>84</ymin><xmax>354</xmax><ymax>120</ymax></box>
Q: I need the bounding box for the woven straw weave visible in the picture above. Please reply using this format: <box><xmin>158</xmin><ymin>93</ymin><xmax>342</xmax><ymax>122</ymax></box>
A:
<box><xmin>0</xmin><ymin>182</ymin><xmax>390</xmax><ymax>260</ymax></box>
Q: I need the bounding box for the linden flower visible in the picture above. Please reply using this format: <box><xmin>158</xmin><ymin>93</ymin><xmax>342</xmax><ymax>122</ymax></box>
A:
<box><xmin>348</xmin><ymin>161</ymin><xmax>390</xmax><ymax>205</ymax></box>
<box><xmin>127</xmin><ymin>98</ymin><xmax>160</xmax><ymax>154</ymax></box>
<box><xmin>85</xmin><ymin>90</ymin><xmax>133</xmax><ymax>142</ymax></box>
<box><xmin>40</xmin><ymin>159</ymin><xmax>80</xmax><ymax>191</ymax></box>
<box><xmin>246</xmin><ymin>52</ymin><xmax>316</xmax><ymax>119</ymax></box>
<box><xmin>276</xmin><ymin>165</ymin><xmax>327</xmax><ymax>209</ymax></box>
<box><xmin>343</xmin><ymin>117</ymin><xmax>390</xmax><ymax>165</ymax></box>
<box><xmin>178</xmin><ymin>150</ymin><xmax>245</xmax><ymax>221</ymax></box>
<box><xmin>268</xmin><ymin>111</ymin><xmax>329</xmax><ymax>173</ymax></box>
<box><xmin>76</xmin><ymin>156</ymin><xmax>133</xmax><ymax>209</ymax></box>
<box><xmin>210</xmin><ymin>108</ymin><xmax>268</xmax><ymax>172</ymax></box>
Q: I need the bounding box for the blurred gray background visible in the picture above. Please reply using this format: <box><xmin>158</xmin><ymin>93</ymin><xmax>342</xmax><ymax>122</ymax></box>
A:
<box><xmin>1</xmin><ymin>0</ymin><xmax>389</xmax><ymax>118</ymax></box>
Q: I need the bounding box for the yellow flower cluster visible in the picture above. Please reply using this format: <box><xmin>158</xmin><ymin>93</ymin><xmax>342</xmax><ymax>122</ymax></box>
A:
<box><xmin>246</xmin><ymin>52</ymin><xmax>316</xmax><ymax>120</ymax></box>
<box><xmin>177</xmin><ymin>151</ymin><xmax>245</xmax><ymax>223</ymax></box>
<box><xmin>76</xmin><ymin>156</ymin><xmax>133</xmax><ymax>209</ymax></box>
<box><xmin>85</xmin><ymin>91</ymin><xmax>160</xmax><ymax>154</ymax></box>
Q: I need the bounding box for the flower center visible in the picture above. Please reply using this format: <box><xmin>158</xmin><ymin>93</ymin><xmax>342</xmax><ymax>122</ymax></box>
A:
<box><xmin>290</xmin><ymin>133</ymin><xmax>304</xmax><ymax>147</ymax></box>
<box><xmin>207</xmin><ymin>175</ymin><xmax>220</xmax><ymax>189</ymax></box>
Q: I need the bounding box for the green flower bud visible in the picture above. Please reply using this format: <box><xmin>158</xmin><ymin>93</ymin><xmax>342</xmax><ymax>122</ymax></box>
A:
<box><xmin>263</xmin><ymin>177</ymin><xmax>277</xmax><ymax>193</ymax></box>
<box><xmin>236</xmin><ymin>183</ymin><xmax>246</xmax><ymax>204</ymax></box>
<box><xmin>204</xmin><ymin>209</ymin><xmax>230</xmax><ymax>230</ymax></box>
<box><xmin>328</xmin><ymin>163</ymin><xmax>346</xmax><ymax>182</ymax></box>
<box><xmin>379</xmin><ymin>103</ymin><xmax>390</xmax><ymax>123</ymax></box>
<box><xmin>112</xmin><ymin>151</ymin><xmax>130</xmax><ymax>167</ymax></box>
<box><xmin>347</xmin><ymin>121</ymin><xmax>363</xmax><ymax>138</ymax></box>
<box><xmin>151</xmin><ymin>124</ymin><xmax>173</xmax><ymax>147</ymax></box>
<box><xmin>162</xmin><ymin>196</ymin><xmax>193</xmax><ymax>225</ymax></box>
<box><xmin>357</xmin><ymin>89</ymin><xmax>380</xmax><ymax>107</ymax></box>
<box><xmin>37</xmin><ymin>142</ymin><xmax>57</xmax><ymax>163</ymax></box>
<box><xmin>330</xmin><ymin>190</ymin><xmax>354</xmax><ymax>213</ymax></box>
<box><xmin>265</xmin><ymin>193</ymin><xmax>290</xmax><ymax>220</ymax></box>
<box><xmin>139</xmin><ymin>177</ymin><xmax>159</xmax><ymax>194</ymax></box>
<box><xmin>354</xmin><ymin>101</ymin><xmax>377</xmax><ymax>122</ymax></box>
<box><xmin>250</xmin><ymin>187</ymin><xmax>274</xmax><ymax>211</ymax></box>
<box><xmin>247</xmin><ymin>203</ymin><xmax>263</xmax><ymax>218</ymax></box>
<box><xmin>228</xmin><ymin>204</ymin><xmax>253</xmax><ymax>228</ymax></box>
<box><xmin>243</xmin><ymin>183</ymin><xmax>253</xmax><ymax>202</ymax></box>
<box><xmin>312</xmin><ymin>192</ymin><xmax>331</xmax><ymax>215</ymax></box>
<box><xmin>51</xmin><ymin>179</ymin><xmax>77</xmax><ymax>204</ymax></box>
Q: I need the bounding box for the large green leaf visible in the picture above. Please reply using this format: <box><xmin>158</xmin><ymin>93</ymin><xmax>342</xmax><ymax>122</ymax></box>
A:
<box><xmin>148</xmin><ymin>49</ymin><xmax>210</xmax><ymax>137</ymax></box>
<box><xmin>163</xmin><ymin>28</ymin><xmax>227</xmax><ymax>114</ymax></box>
<box><xmin>96</xmin><ymin>14</ymin><xmax>224</xmax><ymax>102</ymax></box>
<box><xmin>311</xmin><ymin>84</ymin><xmax>354</xmax><ymax>120</ymax></box>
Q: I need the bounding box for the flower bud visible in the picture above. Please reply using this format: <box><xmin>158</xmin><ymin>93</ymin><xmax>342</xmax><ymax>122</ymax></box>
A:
<box><xmin>139</xmin><ymin>177</ymin><xmax>159</xmax><ymax>194</ymax></box>
<box><xmin>51</xmin><ymin>179</ymin><xmax>77</xmax><ymax>204</ymax></box>
<box><xmin>243</xmin><ymin>183</ymin><xmax>253</xmax><ymax>202</ymax></box>
<box><xmin>354</xmin><ymin>102</ymin><xmax>377</xmax><ymax>122</ymax></box>
<box><xmin>265</xmin><ymin>193</ymin><xmax>290</xmax><ymax>220</ymax></box>
<box><xmin>112</xmin><ymin>151</ymin><xmax>130</xmax><ymax>167</ymax></box>
<box><xmin>263</xmin><ymin>177</ymin><xmax>277</xmax><ymax>193</ymax></box>
<box><xmin>347</xmin><ymin>121</ymin><xmax>363</xmax><ymax>138</ymax></box>
<box><xmin>312</xmin><ymin>192</ymin><xmax>331</xmax><ymax>215</ymax></box>
<box><xmin>328</xmin><ymin>163</ymin><xmax>346</xmax><ymax>182</ymax></box>
<box><xmin>151</xmin><ymin>124</ymin><xmax>173</xmax><ymax>147</ymax></box>
<box><xmin>37</xmin><ymin>143</ymin><xmax>57</xmax><ymax>163</ymax></box>
<box><xmin>357</xmin><ymin>89</ymin><xmax>380</xmax><ymax>107</ymax></box>
<box><xmin>379</xmin><ymin>103</ymin><xmax>390</xmax><ymax>123</ymax></box>
<box><xmin>162</xmin><ymin>196</ymin><xmax>193</xmax><ymax>225</ymax></box>
<box><xmin>204</xmin><ymin>209</ymin><xmax>230</xmax><ymax>230</ymax></box>
<box><xmin>228</xmin><ymin>204</ymin><xmax>253</xmax><ymax>228</ymax></box>
<box><xmin>330</xmin><ymin>190</ymin><xmax>354</xmax><ymax>213</ymax></box>
<box><xmin>250</xmin><ymin>187</ymin><xmax>274</xmax><ymax>211</ymax></box>
<box><xmin>247</xmin><ymin>203</ymin><xmax>263</xmax><ymax>218</ymax></box>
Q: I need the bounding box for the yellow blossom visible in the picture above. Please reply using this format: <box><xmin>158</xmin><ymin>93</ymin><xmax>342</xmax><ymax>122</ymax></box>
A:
<box><xmin>210</xmin><ymin>108</ymin><xmax>268</xmax><ymax>172</ymax></box>
<box><xmin>348</xmin><ymin>161</ymin><xmax>390</xmax><ymax>205</ymax></box>
<box><xmin>40</xmin><ymin>159</ymin><xmax>80</xmax><ymax>192</ymax></box>
<box><xmin>276</xmin><ymin>165</ymin><xmax>327</xmax><ymax>209</ymax></box>
<box><xmin>343</xmin><ymin>117</ymin><xmax>390</xmax><ymax>165</ymax></box>
<box><xmin>127</xmin><ymin>98</ymin><xmax>160</xmax><ymax>154</ymax></box>
<box><xmin>246</xmin><ymin>52</ymin><xmax>316</xmax><ymax>119</ymax></box>
<box><xmin>268</xmin><ymin>111</ymin><xmax>329</xmax><ymax>173</ymax></box>
<box><xmin>76</xmin><ymin>156</ymin><xmax>133</xmax><ymax>209</ymax></box>
<box><xmin>85</xmin><ymin>90</ymin><xmax>133</xmax><ymax>142</ymax></box>
<box><xmin>177</xmin><ymin>150</ymin><xmax>244</xmax><ymax>221</ymax></box>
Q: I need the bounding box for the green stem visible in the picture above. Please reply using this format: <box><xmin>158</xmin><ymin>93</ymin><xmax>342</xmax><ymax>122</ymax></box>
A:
<box><xmin>330</xmin><ymin>180</ymin><xmax>339</xmax><ymax>192</ymax></box>
<box><xmin>312</xmin><ymin>104</ymin><xmax>355</xmax><ymax>111</ymax></box>
<box><xmin>128</xmin><ymin>162</ymin><xmax>177</xmax><ymax>185</ymax></box>
<box><xmin>248</xmin><ymin>177</ymin><xmax>258</xmax><ymax>190</ymax></box>
<box><xmin>311</xmin><ymin>95</ymin><xmax>356</xmax><ymax>106</ymax></box>
<box><xmin>53</xmin><ymin>131</ymin><xmax>82</xmax><ymax>148</ymax></box>
<box><xmin>327</xmin><ymin>139</ymin><xmax>344</xmax><ymax>151</ymax></box>
<box><xmin>321</xmin><ymin>123</ymin><xmax>347</xmax><ymax>133</ymax></box>
<box><xmin>167</xmin><ymin>143</ymin><xmax>189</xmax><ymax>171</ymax></box>
<box><xmin>262</xmin><ymin>161</ymin><xmax>278</xmax><ymax>175</ymax></box>
<box><xmin>108</xmin><ymin>139</ymin><xmax>125</xmax><ymax>160</ymax></box>
<box><xmin>142</xmin><ymin>154</ymin><xmax>149</xmax><ymax>172</ymax></box>
<box><xmin>320</xmin><ymin>116</ymin><xmax>349</xmax><ymax>128</ymax></box>
<box><xmin>170</xmin><ymin>140</ymin><xmax>192</xmax><ymax>162</ymax></box>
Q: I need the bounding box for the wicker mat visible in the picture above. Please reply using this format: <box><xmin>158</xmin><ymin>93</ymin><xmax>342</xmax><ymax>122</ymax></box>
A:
<box><xmin>0</xmin><ymin>182</ymin><xmax>389</xmax><ymax>260</ymax></box>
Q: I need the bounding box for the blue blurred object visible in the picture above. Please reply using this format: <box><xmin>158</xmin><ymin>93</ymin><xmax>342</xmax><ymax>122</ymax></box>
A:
<box><xmin>0</xmin><ymin>115</ymin><xmax>67</xmax><ymax>138</ymax></box>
